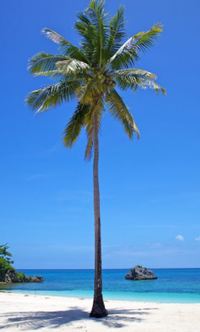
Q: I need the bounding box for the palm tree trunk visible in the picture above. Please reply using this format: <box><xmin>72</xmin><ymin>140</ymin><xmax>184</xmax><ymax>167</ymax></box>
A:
<box><xmin>90</xmin><ymin>114</ymin><xmax>108</xmax><ymax>318</ymax></box>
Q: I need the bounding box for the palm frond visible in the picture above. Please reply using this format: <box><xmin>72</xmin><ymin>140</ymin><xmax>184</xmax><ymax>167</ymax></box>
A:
<box><xmin>109</xmin><ymin>37</ymin><xmax>139</xmax><ymax>69</ymax></box>
<box><xmin>75</xmin><ymin>0</ymin><xmax>108</xmax><ymax>66</ymax></box>
<box><xmin>42</xmin><ymin>28</ymin><xmax>70</xmax><ymax>46</ymax></box>
<box><xmin>107</xmin><ymin>7</ymin><xmax>125</xmax><ymax>55</ymax></box>
<box><xmin>109</xmin><ymin>24</ymin><xmax>163</xmax><ymax>69</ymax></box>
<box><xmin>75</xmin><ymin>14</ymin><xmax>97</xmax><ymax>64</ymax></box>
<box><xmin>26</xmin><ymin>80</ymin><xmax>79</xmax><ymax>113</ymax></box>
<box><xmin>106</xmin><ymin>89</ymin><xmax>140</xmax><ymax>138</ymax></box>
<box><xmin>115</xmin><ymin>68</ymin><xmax>156</xmax><ymax>79</ymax></box>
<box><xmin>64</xmin><ymin>103</ymin><xmax>91</xmax><ymax>147</ymax></box>
<box><xmin>66</xmin><ymin>44</ymin><xmax>90</xmax><ymax>63</ymax></box>
<box><xmin>42</xmin><ymin>28</ymin><xmax>89</xmax><ymax>64</ymax></box>
<box><xmin>137</xmin><ymin>79</ymin><xmax>166</xmax><ymax>94</ymax></box>
<box><xmin>28</xmin><ymin>52</ymin><xmax>69</xmax><ymax>76</ymax></box>
<box><xmin>56</xmin><ymin>59</ymin><xmax>89</xmax><ymax>74</ymax></box>
<box><xmin>29</xmin><ymin>53</ymin><xmax>90</xmax><ymax>79</ymax></box>
<box><xmin>114</xmin><ymin>68</ymin><xmax>156</xmax><ymax>90</ymax></box>
<box><xmin>88</xmin><ymin>0</ymin><xmax>108</xmax><ymax>66</ymax></box>
<box><xmin>75</xmin><ymin>13</ymin><xmax>96</xmax><ymax>47</ymax></box>
<box><xmin>114</xmin><ymin>68</ymin><xmax>165</xmax><ymax>94</ymax></box>
<box><xmin>133</xmin><ymin>24</ymin><xmax>163</xmax><ymax>52</ymax></box>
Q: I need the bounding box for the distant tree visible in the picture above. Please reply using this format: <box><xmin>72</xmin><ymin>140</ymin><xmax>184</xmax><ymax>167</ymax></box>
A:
<box><xmin>0</xmin><ymin>244</ymin><xmax>13</xmax><ymax>264</ymax></box>
<box><xmin>0</xmin><ymin>244</ymin><xmax>14</xmax><ymax>281</ymax></box>
<box><xmin>26</xmin><ymin>0</ymin><xmax>165</xmax><ymax>317</ymax></box>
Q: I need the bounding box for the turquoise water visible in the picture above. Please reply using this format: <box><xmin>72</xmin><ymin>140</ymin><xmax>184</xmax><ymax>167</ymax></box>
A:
<box><xmin>1</xmin><ymin>269</ymin><xmax>200</xmax><ymax>303</ymax></box>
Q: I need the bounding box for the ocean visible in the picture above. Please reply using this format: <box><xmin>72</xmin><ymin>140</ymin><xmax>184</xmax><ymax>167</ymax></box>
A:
<box><xmin>1</xmin><ymin>269</ymin><xmax>200</xmax><ymax>303</ymax></box>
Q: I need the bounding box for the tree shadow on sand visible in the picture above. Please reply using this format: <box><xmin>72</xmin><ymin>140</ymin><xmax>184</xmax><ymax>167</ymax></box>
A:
<box><xmin>0</xmin><ymin>306</ymin><xmax>158</xmax><ymax>330</ymax></box>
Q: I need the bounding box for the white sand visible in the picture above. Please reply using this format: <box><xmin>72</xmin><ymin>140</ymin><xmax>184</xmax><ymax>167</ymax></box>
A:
<box><xmin>0</xmin><ymin>292</ymin><xmax>199</xmax><ymax>331</ymax></box>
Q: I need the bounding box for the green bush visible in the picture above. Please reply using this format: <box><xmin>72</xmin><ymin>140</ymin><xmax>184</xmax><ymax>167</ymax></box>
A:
<box><xmin>0</xmin><ymin>244</ymin><xmax>15</xmax><ymax>282</ymax></box>
<box><xmin>0</xmin><ymin>258</ymin><xmax>13</xmax><ymax>281</ymax></box>
<box><xmin>16</xmin><ymin>272</ymin><xmax>26</xmax><ymax>282</ymax></box>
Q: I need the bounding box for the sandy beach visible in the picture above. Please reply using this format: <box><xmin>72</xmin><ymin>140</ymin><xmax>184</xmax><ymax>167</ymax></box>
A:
<box><xmin>0</xmin><ymin>292</ymin><xmax>199</xmax><ymax>331</ymax></box>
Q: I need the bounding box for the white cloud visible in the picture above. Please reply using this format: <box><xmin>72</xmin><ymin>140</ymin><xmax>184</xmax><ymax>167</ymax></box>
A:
<box><xmin>195</xmin><ymin>236</ymin><xmax>200</xmax><ymax>241</ymax></box>
<box><xmin>176</xmin><ymin>234</ymin><xmax>184</xmax><ymax>241</ymax></box>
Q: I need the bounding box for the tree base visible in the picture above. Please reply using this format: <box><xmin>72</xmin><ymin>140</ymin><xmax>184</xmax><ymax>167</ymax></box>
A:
<box><xmin>90</xmin><ymin>294</ymin><xmax>108</xmax><ymax>318</ymax></box>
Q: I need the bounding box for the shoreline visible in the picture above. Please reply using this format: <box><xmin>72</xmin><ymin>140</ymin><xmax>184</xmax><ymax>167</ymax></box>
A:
<box><xmin>1</xmin><ymin>289</ymin><xmax>200</xmax><ymax>304</ymax></box>
<box><xmin>1</xmin><ymin>292</ymin><xmax>200</xmax><ymax>331</ymax></box>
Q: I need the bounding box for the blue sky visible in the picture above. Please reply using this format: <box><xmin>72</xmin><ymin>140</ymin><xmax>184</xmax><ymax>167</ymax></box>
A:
<box><xmin>1</xmin><ymin>0</ymin><xmax>200</xmax><ymax>268</ymax></box>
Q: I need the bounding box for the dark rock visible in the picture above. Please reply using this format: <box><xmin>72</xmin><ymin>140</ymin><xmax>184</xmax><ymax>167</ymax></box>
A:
<box><xmin>125</xmin><ymin>265</ymin><xmax>157</xmax><ymax>280</ymax></box>
<box><xmin>4</xmin><ymin>270</ymin><xmax>43</xmax><ymax>284</ymax></box>
<box><xmin>5</xmin><ymin>270</ymin><xmax>18</xmax><ymax>283</ymax></box>
<box><xmin>26</xmin><ymin>276</ymin><xmax>44</xmax><ymax>283</ymax></box>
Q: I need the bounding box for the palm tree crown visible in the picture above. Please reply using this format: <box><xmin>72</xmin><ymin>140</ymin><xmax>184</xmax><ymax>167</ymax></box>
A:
<box><xmin>26</xmin><ymin>0</ymin><xmax>165</xmax><ymax>156</ymax></box>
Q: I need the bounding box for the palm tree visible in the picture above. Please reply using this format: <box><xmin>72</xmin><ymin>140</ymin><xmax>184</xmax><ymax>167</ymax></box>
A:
<box><xmin>26</xmin><ymin>0</ymin><xmax>165</xmax><ymax>318</ymax></box>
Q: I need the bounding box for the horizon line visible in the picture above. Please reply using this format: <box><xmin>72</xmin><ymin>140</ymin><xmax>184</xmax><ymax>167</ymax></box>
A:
<box><xmin>16</xmin><ymin>267</ymin><xmax>200</xmax><ymax>270</ymax></box>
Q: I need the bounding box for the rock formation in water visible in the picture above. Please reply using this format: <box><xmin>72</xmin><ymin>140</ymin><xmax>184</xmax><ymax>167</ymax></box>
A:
<box><xmin>4</xmin><ymin>270</ymin><xmax>44</xmax><ymax>283</ymax></box>
<box><xmin>125</xmin><ymin>265</ymin><xmax>157</xmax><ymax>280</ymax></box>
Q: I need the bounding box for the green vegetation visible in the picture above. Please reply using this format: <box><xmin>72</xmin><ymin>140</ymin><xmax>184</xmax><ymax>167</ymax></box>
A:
<box><xmin>26</xmin><ymin>0</ymin><xmax>165</xmax><ymax>317</ymax></box>
<box><xmin>0</xmin><ymin>244</ymin><xmax>14</xmax><ymax>281</ymax></box>
<box><xmin>0</xmin><ymin>245</ymin><xmax>38</xmax><ymax>283</ymax></box>
<box><xmin>15</xmin><ymin>271</ymin><xmax>26</xmax><ymax>282</ymax></box>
